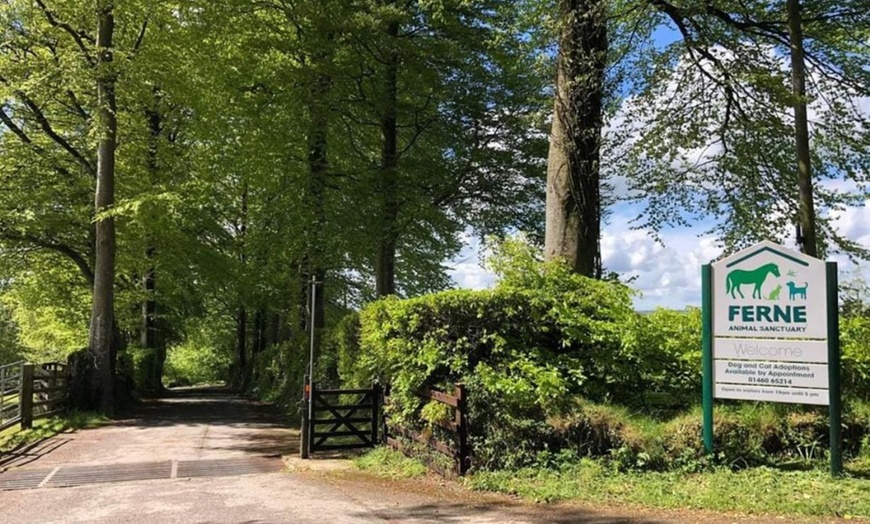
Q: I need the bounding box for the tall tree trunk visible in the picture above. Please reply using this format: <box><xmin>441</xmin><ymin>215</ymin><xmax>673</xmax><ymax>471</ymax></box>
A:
<box><xmin>544</xmin><ymin>0</ymin><xmax>607</xmax><ymax>278</ymax></box>
<box><xmin>376</xmin><ymin>8</ymin><xmax>400</xmax><ymax>297</ymax></box>
<box><xmin>87</xmin><ymin>0</ymin><xmax>117</xmax><ymax>414</ymax></box>
<box><xmin>253</xmin><ymin>309</ymin><xmax>267</xmax><ymax>355</ymax></box>
<box><xmin>237</xmin><ymin>184</ymin><xmax>250</xmax><ymax>388</ymax></box>
<box><xmin>140</xmin><ymin>89</ymin><xmax>165</xmax><ymax>394</ymax></box>
<box><xmin>235</xmin><ymin>306</ymin><xmax>247</xmax><ymax>388</ymax></box>
<box><xmin>307</xmin><ymin>65</ymin><xmax>331</xmax><ymax>330</ymax></box>
<box><xmin>787</xmin><ymin>0</ymin><xmax>818</xmax><ymax>257</ymax></box>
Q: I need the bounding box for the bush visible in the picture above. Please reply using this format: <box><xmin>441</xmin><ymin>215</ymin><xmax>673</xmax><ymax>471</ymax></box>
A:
<box><xmin>334</xmin><ymin>239</ymin><xmax>870</xmax><ymax>472</ymax></box>
<box><xmin>842</xmin><ymin>316</ymin><xmax>870</xmax><ymax>399</ymax></box>
<box><xmin>345</xmin><ymin>241</ymin><xmax>644</xmax><ymax>469</ymax></box>
<box><xmin>250</xmin><ymin>334</ymin><xmax>309</xmax><ymax>412</ymax></box>
<box><xmin>164</xmin><ymin>326</ymin><xmax>233</xmax><ymax>387</ymax></box>
<box><xmin>635</xmin><ymin>308</ymin><xmax>702</xmax><ymax>408</ymax></box>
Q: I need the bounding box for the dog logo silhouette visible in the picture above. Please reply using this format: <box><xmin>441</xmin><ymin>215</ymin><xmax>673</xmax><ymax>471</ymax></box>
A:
<box><xmin>786</xmin><ymin>281</ymin><xmax>808</xmax><ymax>300</ymax></box>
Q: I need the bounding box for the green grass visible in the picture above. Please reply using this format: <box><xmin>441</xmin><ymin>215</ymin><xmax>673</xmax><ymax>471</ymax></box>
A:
<box><xmin>467</xmin><ymin>460</ymin><xmax>870</xmax><ymax>518</ymax></box>
<box><xmin>354</xmin><ymin>447</ymin><xmax>870</xmax><ymax>518</ymax></box>
<box><xmin>354</xmin><ymin>447</ymin><xmax>429</xmax><ymax>479</ymax></box>
<box><xmin>0</xmin><ymin>411</ymin><xmax>107</xmax><ymax>453</ymax></box>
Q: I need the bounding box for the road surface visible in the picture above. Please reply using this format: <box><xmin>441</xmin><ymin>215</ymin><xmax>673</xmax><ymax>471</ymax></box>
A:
<box><xmin>0</xmin><ymin>388</ymin><xmax>826</xmax><ymax>523</ymax></box>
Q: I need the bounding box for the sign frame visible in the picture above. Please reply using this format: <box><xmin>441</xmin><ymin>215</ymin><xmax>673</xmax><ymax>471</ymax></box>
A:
<box><xmin>701</xmin><ymin>248</ymin><xmax>842</xmax><ymax>477</ymax></box>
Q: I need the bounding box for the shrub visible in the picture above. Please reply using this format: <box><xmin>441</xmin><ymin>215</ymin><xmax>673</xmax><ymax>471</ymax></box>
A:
<box><xmin>635</xmin><ymin>308</ymin><xmax>702</xmax><ymax>408</ymax></box>
<box><xmin>347</xmin><ymin>241</ymin><xmax>645</xmax><ymax>469</ymax></box>
<box><xmin>842</xmin><ymin>316</ymin><xmax>870</xmax><ymax>399</ymax></box>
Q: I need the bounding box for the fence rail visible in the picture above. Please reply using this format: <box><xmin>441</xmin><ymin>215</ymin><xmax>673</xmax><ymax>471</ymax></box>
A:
<box><xmin>0</xmin><ymin>361</ymin><xmax>69</xmax><ymax>432</ymax></box>
<box><xmin>0</xmin><ymin>361</ymin><xmax>25</xmax><ymax>432</ymax></box>
<box><xmin>384</xmin><ymin>384</ymin><xmax>469</xmax><ymax>477</ymax></box>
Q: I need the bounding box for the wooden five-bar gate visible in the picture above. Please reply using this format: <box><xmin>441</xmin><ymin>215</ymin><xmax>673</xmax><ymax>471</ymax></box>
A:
<box><xmin>300</xmin><ymin>378</ymin><xmax>381</xmax><ymax>457</ymax></box>
<box><xmin>300</xmin><ymin>379</ymin><xmax>470</xmax><ymax>476</ymax></box>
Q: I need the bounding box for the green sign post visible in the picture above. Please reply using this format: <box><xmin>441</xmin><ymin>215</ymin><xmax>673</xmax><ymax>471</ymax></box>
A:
<box><xmin>701</xmin><ymin>241</ymin><xmax>842</xmax><ymax>476</ymax></box>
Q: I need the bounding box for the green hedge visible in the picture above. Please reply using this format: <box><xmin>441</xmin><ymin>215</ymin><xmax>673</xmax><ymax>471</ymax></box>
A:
<box><xmin>331</xmin><ymin>241</ymin><xmax>870</xmax><ymax>471</ymax></box>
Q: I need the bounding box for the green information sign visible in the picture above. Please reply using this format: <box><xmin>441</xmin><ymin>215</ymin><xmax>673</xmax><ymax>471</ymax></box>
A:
<box><xmin>701</xmin><ymin>241</ymin><xmax>842</xmax><ymax>476</ymax></box>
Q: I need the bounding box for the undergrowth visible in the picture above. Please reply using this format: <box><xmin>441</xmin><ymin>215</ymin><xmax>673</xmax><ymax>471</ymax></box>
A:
<box><xmin>0</xmin><ymin>411</ymin><xmax>107</xmax><ymax>453</ymax></box>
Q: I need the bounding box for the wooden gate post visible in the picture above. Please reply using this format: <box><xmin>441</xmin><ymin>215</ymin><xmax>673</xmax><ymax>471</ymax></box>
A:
<box><xmin>454</xmin><ymin>383</ymin><xmax>469</xmax><ymax>475</ymax></box>
<box><xmin>371</xmin><ymin>383</ymin><xmax>382</xmax><ymax>445</ymax></box>
<box><xmin>300</xmin><ymin>374</ymin><xmax>310</xmax><ymax>459</ymax></box>
<box><xmin>20</xmin><ymin>364</ymin><xmax>34</xmax><ymax>429</ymax></box>
<box><xmin>307</xmin><ymin>380</ymin><xmax>316</xmax><ymax>456</ymax></box>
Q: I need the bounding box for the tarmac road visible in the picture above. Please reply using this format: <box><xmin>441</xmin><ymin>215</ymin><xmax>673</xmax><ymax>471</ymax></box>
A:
<box><xmin>0</xmin><ymin>388</ymin><xmax>816</xmax><ymax>524</ymax></box>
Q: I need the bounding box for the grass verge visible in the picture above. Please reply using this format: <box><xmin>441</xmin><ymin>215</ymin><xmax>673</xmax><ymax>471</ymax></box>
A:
<box><xmin>467</xmin><ymin>460</ymin><xmax>870</xmax><ymax>518</ymax></box>
<box><xmin>354</xmin><ymin>447</ymin><xmax>428</xmax><ymax>479</ymax></box>
<box><xmin>0</xmin><ymin>411</ymin><xmax>107</xmax><ymax>454</ymax></box>
<box><xmin>355</xmin><ymin>448</ymin><xmax>870</xmax><ymax>519</ymax></box>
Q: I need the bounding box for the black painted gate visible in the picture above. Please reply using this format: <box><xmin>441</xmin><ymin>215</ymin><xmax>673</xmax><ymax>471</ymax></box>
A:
<box><xmin>302</xmin><ymin>382</ymin><xmax>381</xmax><ymax>455</ymax></box>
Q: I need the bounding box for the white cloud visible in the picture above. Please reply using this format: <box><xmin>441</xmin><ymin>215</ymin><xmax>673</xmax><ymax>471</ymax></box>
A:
<box><xmin>447</xmin><ymin>217</ymin><xmax>870</xmax><ymax>311</ymax></box>
<box><xmin>447</xmin><ymin>235</ymin><xmax>496</xmax><ymax>290</ymax></box>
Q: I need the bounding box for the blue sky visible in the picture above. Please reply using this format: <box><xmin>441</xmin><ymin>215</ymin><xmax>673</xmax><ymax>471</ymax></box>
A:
<box><xmin>448</xmin><ymin>197</ymin><xmax>870</xmax><ymax>311</ymax></box>
<box><xmin>448</xmin><ymin>23</ymin><xmax>870</xmax><ymax>311</ymax></box>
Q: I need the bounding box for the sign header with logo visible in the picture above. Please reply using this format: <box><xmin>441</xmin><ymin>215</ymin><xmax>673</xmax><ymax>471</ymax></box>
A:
<box><xmin>712</xmin><ymin>241</ymin><xmax>826</xmax><ymax>339</ymax></box>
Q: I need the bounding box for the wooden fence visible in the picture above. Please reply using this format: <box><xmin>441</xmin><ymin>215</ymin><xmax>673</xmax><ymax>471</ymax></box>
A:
<box><xmin>384</xmin><ymin>384</ymin><xmax>469</xmax><ymax>476</ymax></box>
<box><xmin>0</xmin><ymin>361</ymin><xmax>24</xmax><ymax>432</ymax></box>
<box><xmin>0</xmin><ymin>362</ymin><xmax>69</xmax><ymax>431</ymax></box>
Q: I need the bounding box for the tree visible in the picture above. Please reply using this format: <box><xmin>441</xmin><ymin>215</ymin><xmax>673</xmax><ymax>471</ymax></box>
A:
<box><xmin>544</xmin><ymin>0</ymin><xmax>608</xmax><ymax>278</ymax></box>
<box><xmin>88</xmin><ymin>0</ymin><xmax>118</xmax><ymax>413</ymax></box>
<box><xmin>611</xmin><ymin>1</ymin><xmax>870</xmax><ymax>257</ymax></box>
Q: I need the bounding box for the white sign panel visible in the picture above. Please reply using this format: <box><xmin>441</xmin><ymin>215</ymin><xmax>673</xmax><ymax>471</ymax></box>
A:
<box><xmin>715</xmin><ymin>384</ymin><xmax>829</xmax><ymax>406</ymax></box>
<box><xmin>713</xmin><ymin>338</ymin><xmax>828</xmax><ymax>363</ymax></box>
<box><xmin>712</xmin><ymin>241</ymin><xmax>827</xmax><ymax>340</ymax></box>
<box><xmin>714</xmin><ymin>360</ymin><xmax>828</xmax><ymax>389</ymax></box>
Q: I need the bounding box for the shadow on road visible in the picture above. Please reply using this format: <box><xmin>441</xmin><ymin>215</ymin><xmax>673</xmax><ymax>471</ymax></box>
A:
<box><xmin>118</xmin><ymin>386</ymin><xmax>300</xmax><ymax>457</ymax></box>
<box><xmin>0</xmin><ymin>436</ymin><xmax>72</xmax><ymax>471</ymax></box>
<box><xmin>355</xmin><ymin>502</ymin><xmax>668</xmax><ymax>524</ymax></box>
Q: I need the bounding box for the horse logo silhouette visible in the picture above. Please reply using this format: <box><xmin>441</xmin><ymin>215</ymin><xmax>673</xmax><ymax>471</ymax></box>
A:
<box><xmin>726</xmin><ymin>263</ymin><xmax>780</xmax><ymax>299</ymax></box>
<box><xmin>786</xmin><ymin>281</ymin><xmax>808</xmax><ymax>300</ymax></box>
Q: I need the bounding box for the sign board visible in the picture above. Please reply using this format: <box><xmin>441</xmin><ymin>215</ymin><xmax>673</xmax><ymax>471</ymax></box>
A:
<box><xmin>715</xmin><ymin>384</ymin><xmax>829</xmax><ymax>405</ymax></box>
<box><xmin>710</xmin><ymin>241</ymin><xmax>829</xmax><ymax>405</ymax></box>
<box><xmin>714</xmin><ymin>361</ymin><xmax>828</xmax><ymax>389</ymax></box>
<box><xmin>713</xmin><ymin>338</ymin><xmax>827</xmax><ymax>363</ymax></box>
<box><xmin>700</xmin><ymin>240</ymin><xmax>842</xmax><ymax>475</ymax></box>
<box><xmin>712</xmin><ymin>241</ymin><xmax>826</xmax><ymax>339</ymax></box>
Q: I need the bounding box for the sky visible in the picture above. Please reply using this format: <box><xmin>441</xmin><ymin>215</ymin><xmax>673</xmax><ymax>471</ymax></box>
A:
<box><xmin>448</xmin><ymin>198</ymin><xmax>870</xmax><ymax>311</ymax></box>
<box><xmin>448</xmin><ymin>21</ymin><xmax>870</xmax><ymax>311</ymax></box>
<box><xmin>448</xmin><ymin>204</ymin><xmax>870</xmax><ymax>310</ymax></box>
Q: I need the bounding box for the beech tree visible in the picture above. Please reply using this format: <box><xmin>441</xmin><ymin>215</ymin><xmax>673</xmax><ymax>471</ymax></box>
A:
<box><xmin>544</xmin><ymin>0</ymin><xmax>608</xmax><ymax>278</ymax></box>
<box><xmin>611</xmin><ymin>0</ymin><xmax>870</xmax><ymax>257</ymax></box>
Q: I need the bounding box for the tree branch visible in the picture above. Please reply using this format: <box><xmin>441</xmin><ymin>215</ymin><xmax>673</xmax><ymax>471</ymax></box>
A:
<box><xmin>19</xmin><ymin>96</ymin><xmax>95</xmax><ymax>175</ymax></box>
<box><xmin>0</xmin><ymin>229</ymin><xmax>95</xmax><ymax>287</ymax></box>
<box><xmin>33</xmin><ymin>0</ymin><xmax>96</xmax><ymax>66</ymax></box>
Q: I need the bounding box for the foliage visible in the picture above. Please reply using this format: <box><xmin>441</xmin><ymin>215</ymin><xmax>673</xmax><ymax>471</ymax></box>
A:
<box><xmin>250</xmin><ymin>336</ymin><xmax>309</xmax><ymax>412</ymax></box>
<box><xmin>339</xmin><ymin>240</ymin><xmax>870</xmax><ymax>471</ymax></box>
<box><xmin>608</xmin><ymin>1</ymin><xmax>870</xmax><ymax>257</ymax></box>
<box><xmin>163</xmin><ymin>321</ymin><xmax>234</xmax><ymax>388</ymax></box>
<box><xmin>0</xmin><ymin>300</ymin><xmax>24</xmax><ymax>364</ymax></box>
<box><xmin>347</xmin><ymin>240</ymin><xmax>643</xmax><ymax>469</ymax></box>
<box><xmin>0</xmin><ymin>411</ymin><xmax>107</xmax><ymax>453</ymax></box>
<box><xmin>842</xmin><ymin>315</ymin><xmax>870</xmax><ymax>400</ymax></box>
<box><xmin>354</xmin><ymin>447</ymin><xmax>428</xmax><ymax>479</ymax></box>
<box><xmin>634</xmin><ymin>307</ymin><xmax>702</xmax><ymax>408</ymax></box>
<box><xmin>468</xmin><ymin>462</ymin><xmax>870</xmax><ymax>516</ymax></box>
